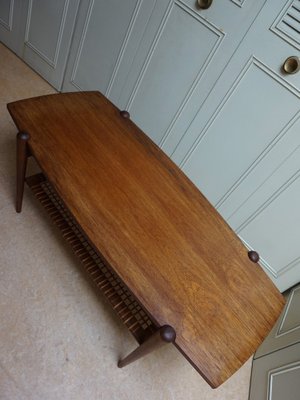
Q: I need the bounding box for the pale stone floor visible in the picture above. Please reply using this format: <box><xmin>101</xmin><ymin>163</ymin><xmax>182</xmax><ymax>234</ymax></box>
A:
<box><xmin>0</xmin><ymin>43</ymin><xmax>252</xmax><ymax>399</ymax></box>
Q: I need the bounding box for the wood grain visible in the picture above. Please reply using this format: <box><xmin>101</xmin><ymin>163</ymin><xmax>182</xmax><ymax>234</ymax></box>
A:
<box><xmin>8</xmin><ymin>92</ymin><xmax>285</xmax><ymax>387</ymax></box>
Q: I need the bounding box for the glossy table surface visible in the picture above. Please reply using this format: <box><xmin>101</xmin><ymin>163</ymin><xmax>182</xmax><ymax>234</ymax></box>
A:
<box><xmin>8</xmin><ymin>92</ymin><xmax>285</xmax><ymax>387</ymax></box>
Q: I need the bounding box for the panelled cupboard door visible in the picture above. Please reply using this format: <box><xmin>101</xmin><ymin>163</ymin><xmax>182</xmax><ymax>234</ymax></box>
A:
<box><xmin>61</xmin><ymin>0</ymin><xmax>157</xmax><ymax>100</ymax></box>
<box><xmin>171</xmin><ymin>0</ymin><xmax>300</xmax><ymax>292</ymax></box>
<box><xmin>249</xmin><ymin>284</ymin><xmax>300</xmax><ymax>399</ymax></box>
<box><xmin>116</xmin><ymin>0</ymin><xmax>267</xmax><ymax>147</ymax></box>
<box><xmin>249</xmin><ymin>342</ymin><xmax>300</xmax><ymax>400</ymax></box>
<box><xmin>0</xmin><ymin>0</ymin><xmax>28</xmax><ymax>55</ymax></box>
<box><xmin>255</xmin><ymin>284</ymin><xmax>300</xmax><ymax>359</ymax></box>
<box><xmin>21</xmin><ymin>0</ymin><xmax>80</xmax><ymax>90</ymax></box>
<box><xmin>249</xmin><ymin>285</ymin><xmax>300</xmax><ymax>400</ymax></box>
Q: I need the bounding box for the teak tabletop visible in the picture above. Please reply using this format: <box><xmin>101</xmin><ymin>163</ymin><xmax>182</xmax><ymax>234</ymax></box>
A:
<box><xmin>8</xmin><ymin>92</ymin><xmax>285</xmax><ymax>387</ymax></box>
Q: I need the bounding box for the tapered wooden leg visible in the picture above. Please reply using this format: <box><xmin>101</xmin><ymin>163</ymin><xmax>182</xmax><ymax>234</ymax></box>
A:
<box><xmin>16</xmin><ymin>131</ymin><xmax>30</xmax><ymax>213</ymax></box>
<box><xmin>118</xmin><ymin>325</ymin><xmax>176</xmax><ymax>368</ymax></box>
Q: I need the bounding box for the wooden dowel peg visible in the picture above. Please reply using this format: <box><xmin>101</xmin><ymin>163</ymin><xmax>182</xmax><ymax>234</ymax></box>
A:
<box><xmin>120</xmin><ymin>110</ymin><xmax>130</xmax><ymax>119</ymax></box>
<box><xmin>248</xmin><ymin>250</ymin><xmax>260</xmax><ymax>263</ymax></box>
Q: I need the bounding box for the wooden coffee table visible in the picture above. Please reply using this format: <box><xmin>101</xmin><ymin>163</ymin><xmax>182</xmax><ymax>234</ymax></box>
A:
<box><xmin>7</xmin><ymin>91</ymin><xmax>284</xmax><ymax>388</ymax></box>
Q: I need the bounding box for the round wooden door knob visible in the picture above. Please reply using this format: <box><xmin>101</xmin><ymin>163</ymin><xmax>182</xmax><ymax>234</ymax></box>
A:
<box><xmin>120</xmin><ymin>110</ymin><xmax>130</xmax><ymax>119</ymax></box>
<box><xmin>248</xmin><ymin>250</ymin><xmax>260</xmax><ymax>263</ymax></box>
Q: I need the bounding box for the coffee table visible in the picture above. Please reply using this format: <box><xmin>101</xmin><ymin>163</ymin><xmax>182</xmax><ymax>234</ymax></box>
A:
<box><xmin>7</xmin><ymin>91</ymin><xmax>284</xmax><ymax>388</ymax></box>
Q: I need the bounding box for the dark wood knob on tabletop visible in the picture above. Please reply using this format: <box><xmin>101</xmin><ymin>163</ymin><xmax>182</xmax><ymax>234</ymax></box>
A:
<box><xmin>160</xmin><ymin>325</ymin><xmax>176</xmax><ymax>342</ymax></box>
<box><xmin>120</xmin><ymin>110</ymin><xmax>130</xmax><ymax>119</ymax></box>
<box><xmin>248</xmin><ymin>251</ymin><xmax>260</xmax><ymax>263</ymax></box>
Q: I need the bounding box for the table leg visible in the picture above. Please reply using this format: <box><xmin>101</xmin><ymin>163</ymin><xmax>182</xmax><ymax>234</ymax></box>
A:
<box><xmin>16</xmin><ymin>132</ymin><xmax>30</xmax><ymax>213</ymax></box>
<box><xmin>118</xmin><ymin>325</ymin><xmax>176</xmax><ymax>368</ymax></box>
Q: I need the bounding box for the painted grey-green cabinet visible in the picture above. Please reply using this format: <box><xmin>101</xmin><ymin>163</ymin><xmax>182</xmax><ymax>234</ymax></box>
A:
<box><xmin>62</xmin><ymin>0</ymin><xmax>157</xmax><ymax>97</ymax></box>
<box><xmin>114</xmin><ymin>0</ymin><xmax>267</xmax><ymax>145</ymax></box>
<box><xmin>22</xmin><ymin>0</ymin><xmax>80</xmax><ymax>89</ymax></box>
<box><xmin>62</xmin><ymin>0</ymin><xmax>267</xmax><ymax>118</ymax></box>
<box><xmin>0</xmin><ymin>0</ymin><xmax>28</xmax><ymax>55</ymax></box>
<box><xmin>0</xmin><ymin>0</ymin><xmax>80</xmax><ymax>89</ymax></box>
<box><xmin>249</xmin><ymin>285</ymin><xmax>300</xmax><ymax>399</ymax></box>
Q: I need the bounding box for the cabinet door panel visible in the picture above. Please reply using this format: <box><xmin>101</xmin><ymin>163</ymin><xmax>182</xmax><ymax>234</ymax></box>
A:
<box><xmin>62</xmin><ymin>0</ymin><xmax>156</xmax><ymax>103</ymax></box>
<box><xmin>69</xmin><ymin>0</ymin><xmax>138</xmax><ymax>92</ymax></box>
<box><xmin>22</xmin><ymin>0</ymin><xmax>80</xmax><ymax>89</ymax></box>
<box><xmin>255</xmin><ymin>285</ymin><xmax>300</xmax><ymax>358</ymax></box>
<box><xmin>122</xmin><ymin>2</ymin><xmax>223</xmax><ymax>145</ymax></box>
<box><xmin>250</xmin><ymin>284</ymin><xmax>300</xmax><ymax>399</ymax></box>
<box><xmin>0</xmin><ymin>0</ymin><xmax>28</xmax><ymax>55</ymax></box>
<box><xmin>249</xmin><ymin>344</ymin><xmax>300</xmax><ymax>400</ymax></box>
<box><xmin>62</xmin><ymin>0</ymin><xmax>266</xmax><ymax>134</ymax></box>
<box><xmin>180</xmin><ymin>60</ymin><xmax>299</xmax><ymax>206</ymax></box>
<box><xmin>0</xmin><ymin>1</ymin><xmax>12</xmax><ymax>29</ymax></box>
<box><xmin>25</xmin><ymin>1</ymin><xmax>68</xmax><ymax>64</ymax></box>
<box><xmin>117</xmin><ymin>0</ymin><xmax>267</xmax><ymax>148</ymax></box>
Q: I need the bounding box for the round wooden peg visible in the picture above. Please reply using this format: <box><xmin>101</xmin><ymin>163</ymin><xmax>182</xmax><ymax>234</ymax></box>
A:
<box><xmin>248</xmin><ymin>250</ymin><xmax>260</xmax><ymax>263</ymax></box>
<box><xmin>17</xmin><ymin>131</ymin><xmax>30</xmax><ymax>141</ymax></box>
<box><xmin>160</xmin><ymin>325</ymin><xmax>176</xmax><ymax>343</ymax></box>
<box><xmin>120</xmin><ymin>110</ymin><xmax>130</xmax><ymax>119</ymax></box>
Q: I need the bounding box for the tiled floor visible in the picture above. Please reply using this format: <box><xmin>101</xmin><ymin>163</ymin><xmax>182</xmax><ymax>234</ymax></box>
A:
<box><xmin>0</xmin><ymin>43</ymin><xmax>252</xmax><ymax>400</ymax></box>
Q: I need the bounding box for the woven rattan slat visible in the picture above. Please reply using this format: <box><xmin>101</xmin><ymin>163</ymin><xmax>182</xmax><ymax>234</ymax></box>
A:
<box><xmin>26</xmin><ymin>173</ymin><xmax>156</xmax><ymax>344</ymax></box>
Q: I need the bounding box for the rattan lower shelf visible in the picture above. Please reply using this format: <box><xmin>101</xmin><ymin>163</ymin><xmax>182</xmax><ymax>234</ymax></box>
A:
<box><xmin>26</xmin><ymin>173</ymin><xmax>157</xmax><ymax>344</ymax></box>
